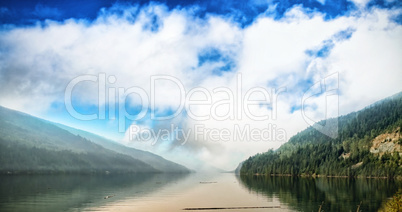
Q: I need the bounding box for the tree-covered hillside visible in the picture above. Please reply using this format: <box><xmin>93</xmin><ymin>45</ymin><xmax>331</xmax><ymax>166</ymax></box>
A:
<box><xmin>0</xmin><ymin>106</ymin><xmax>160</xmax><ymax>174</ymax></box>
<box><xmin>241</xmin><ymin>92</ymin><xmax>402</xmax><ymax>178</ymax></box>
<box><xmin>55</xmin><ymin>124</ymin><xmax>190</xmax><ymax>173</ymax></box>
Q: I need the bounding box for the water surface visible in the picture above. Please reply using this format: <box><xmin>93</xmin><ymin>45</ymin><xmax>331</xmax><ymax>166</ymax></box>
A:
<box><xmin>0</xmin><ymin>173</ymin><xmax>399</xmax><ymax>211</ymax></box>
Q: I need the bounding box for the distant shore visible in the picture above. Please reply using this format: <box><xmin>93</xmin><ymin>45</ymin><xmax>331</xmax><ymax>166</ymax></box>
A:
<box><xmin>241</xmin><ymin>173</ymin><xmax>402</xmax><ymax>180</ymax></box>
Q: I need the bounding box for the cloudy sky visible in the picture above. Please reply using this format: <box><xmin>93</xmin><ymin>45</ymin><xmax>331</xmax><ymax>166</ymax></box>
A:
<box><xmin>0</xmin><ymin>0</ymin><xmax>401</xmax><ymax>171</ymax></box>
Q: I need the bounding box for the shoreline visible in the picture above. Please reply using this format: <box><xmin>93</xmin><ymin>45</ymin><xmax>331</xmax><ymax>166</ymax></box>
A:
<box><xmin>241</xmin><ymin>173</ymin><xmax>401</xmax><ymax>180</ymax></box>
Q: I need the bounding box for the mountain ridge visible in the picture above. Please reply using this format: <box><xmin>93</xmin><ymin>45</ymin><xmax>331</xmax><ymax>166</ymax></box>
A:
<box><xmin>240</xmin><ymin>92</ymin><xmax>402</xmax><ymax>178</ymax></box>
<box><xmin>0</xmin><ymin>105</ymin><xmax>189</xmax><ymax>174</ymax></box>
<box><xmin>54</xmin><ymin>123</ymin><xmax>190</xmax><ymax>173</ymax></box>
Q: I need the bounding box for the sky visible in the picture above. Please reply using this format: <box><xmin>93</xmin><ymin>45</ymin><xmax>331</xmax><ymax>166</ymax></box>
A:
<box><xmin>0</xmin><ymin>0</ymin><xmax>401</xmax><ymax>171</ymax></box>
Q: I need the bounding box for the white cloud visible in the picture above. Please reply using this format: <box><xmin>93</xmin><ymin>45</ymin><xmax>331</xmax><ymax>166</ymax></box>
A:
<box><xmin>0</xmin><ymin>4</ymin><xmax>401</xmax><ymax>170</ymax></box>
<box><xmin>349</xmin><ymin>0</ymin><xmax>371</xmax><ymax>8</ymax></box>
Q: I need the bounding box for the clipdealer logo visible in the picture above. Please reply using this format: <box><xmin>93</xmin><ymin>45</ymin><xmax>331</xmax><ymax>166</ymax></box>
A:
<box><xmin>64</xmin><ymin>72</ymin><xmax>338</xmax><ymax>144</ymax></box>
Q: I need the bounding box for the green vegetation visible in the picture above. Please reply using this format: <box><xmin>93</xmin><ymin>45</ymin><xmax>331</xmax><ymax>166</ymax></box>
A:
<box><xmin>0</xmin><ymin>138</ymin><xmax>158</xmax><ymax>174</ymax></box>
<box><xmin>241</xmin><ymin>92</ymin><xmax>402</xmax><ymax>178</ymax></box>
<box><xmin>0</xmin><ymin>106</ymin><xmax>189</xmax><ymax>174</ymax></box>
<box><xmin>55</xmin><ymin>124</ymin><xmax>190</xmax><ymax>173</ymax></box>
<box><xmin>379</xmin><ymin>189</ymin><xmax>402</xmax><ymax>212</ymax></box>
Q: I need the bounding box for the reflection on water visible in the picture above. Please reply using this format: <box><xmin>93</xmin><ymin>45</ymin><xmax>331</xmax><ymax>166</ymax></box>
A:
<box><xmin>0</xmin><ymin>174</ymin><xmax>189</xmax><ymax>211</ymax></box>
<box><xmin>0</xmin><ymin>173</ymin><xmax>400</xmax><ymax>211</ymax></box>
<box><xmin>86</xmin><ymin>173</ymin><xmax>287</xmax><ymax>212</ymax></box>
<box><xmin>239</xmin><ymin>175</ymin><xmax>401</xmax><ymax>212</ymax></box>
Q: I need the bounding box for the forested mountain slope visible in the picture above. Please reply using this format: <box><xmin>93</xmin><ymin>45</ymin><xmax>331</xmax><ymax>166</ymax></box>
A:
<box><xmin>55</xmin><ymin>124</ymin><xmax>190</xmax><ymax>173</ymax></box>
<box><xmin>0</xmin><ymin>106</ymin><xmax>186</xmax><ymax>174</ymax></box>
<box><xmin>241</xmin><ymin>92</ymin><xmax>402</xmax><ymax>177</ymax></box>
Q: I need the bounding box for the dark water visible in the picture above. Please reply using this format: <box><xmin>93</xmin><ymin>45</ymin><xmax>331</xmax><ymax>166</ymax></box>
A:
<box><xmin>239</xmin><ymin>175</ymin><xmax>401</xmax><ymax>212</ymax></box>
<box><xmin>0</xmin><ymin>173</ymin><xmax>399</xmax><ymax>211</ymax></box>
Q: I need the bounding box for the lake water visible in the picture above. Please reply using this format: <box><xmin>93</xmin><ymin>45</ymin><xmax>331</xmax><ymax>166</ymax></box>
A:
<box><xmin>0</xmin><ymin>173</ymin><xmax>400</xmax><ymax>211</ymax></box>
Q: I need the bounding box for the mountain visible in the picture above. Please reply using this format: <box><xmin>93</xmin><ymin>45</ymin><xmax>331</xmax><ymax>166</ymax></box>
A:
<box><xmin>0</xmin><ymin>106</ymin><xmax>188</xmax><ymax>174</ymax></box>
<box><xmin>240</xmin><ymin>92</ymin><xmax>402</xmax><ymax>178</ymax></box>
<box><xmin>54</xmin><ymin>124</ymin><xmax>190</xmax><ymax>173</ymax></box>
<box><xmin>234</xmin><ymin>162</ymin><xmax>243</xmax><ymax>175</ymax></box>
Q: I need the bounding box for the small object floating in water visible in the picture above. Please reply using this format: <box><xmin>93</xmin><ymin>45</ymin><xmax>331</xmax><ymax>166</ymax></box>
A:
<box><xmin>183</xmin><ymin>206</ymin><xmax>281</xmax><ymax>210</ymax></box>
<box><xmin>104</xmin><ymin>195</ymin><xmax>115</xmax><ymax>199</ymax></box>
<box><xmin>199</xmin><ymin>182</ymin><xmax>217</xmax><ymax>184</ymax></box>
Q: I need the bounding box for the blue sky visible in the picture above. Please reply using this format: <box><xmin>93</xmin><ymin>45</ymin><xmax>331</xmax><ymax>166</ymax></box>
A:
<box><xmin>1</xmin><ymin>0</ymin><xmax>401</xmax><ymax>25</ymax></box>
<box><xmin>0</xmin><ymin>0</ymin><xmax>401</xmax><ymax>170</ymax></box>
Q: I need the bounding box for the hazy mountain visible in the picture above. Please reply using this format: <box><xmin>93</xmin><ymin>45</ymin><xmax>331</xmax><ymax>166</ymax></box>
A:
<box><xmin>54</xmin><ymin>124</ymin><xmax>190</xmax><ymax>173</ymax></box>
<box><xmin>233</xmin><ymin>162</ymin><xmax>243</xmax><ymax>175</ymax></box>
<box><xmin>241</xmin><ymin>92</ymin><xmax>402</xmax><ymax>178</ymax></box>
<box><xmin>0</xmin><ymin>106</ymin><xmax>188</xmax><ymax>174</ymax></box>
